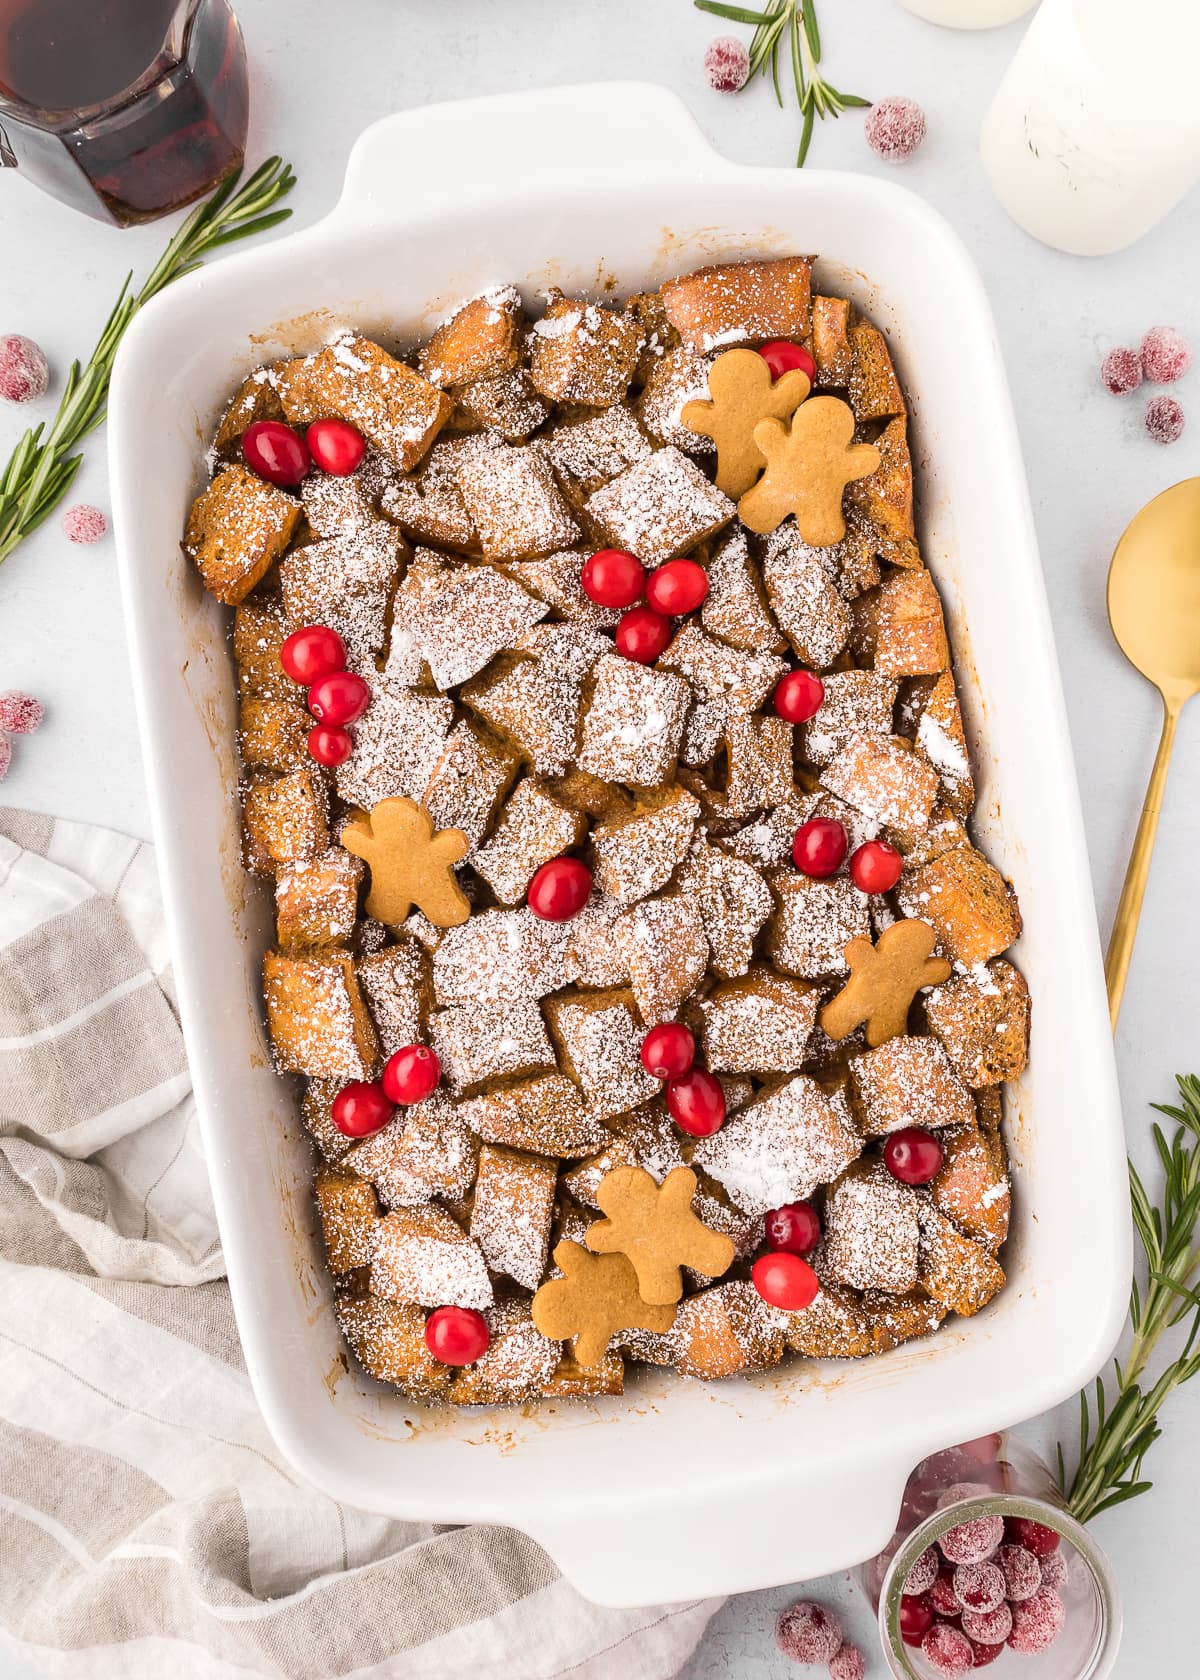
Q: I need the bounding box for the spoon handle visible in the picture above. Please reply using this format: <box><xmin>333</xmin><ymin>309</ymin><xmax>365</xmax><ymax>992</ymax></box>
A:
<box><xmin>1105</xmin><ymin>696</ymin><xmax>1181</xmax><ymax>1027</ymax></box>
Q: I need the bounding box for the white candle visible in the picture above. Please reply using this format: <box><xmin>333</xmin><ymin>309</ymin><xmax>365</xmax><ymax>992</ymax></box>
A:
<box><xmin>896</xmin><ymin>0</ymin><xmax>1037</xmax><ymax>25</ymax></box>
<box><xmin>981</xmin><ymin>0</ymin><xmax>1200</xmax><ymax>254</ymax></box>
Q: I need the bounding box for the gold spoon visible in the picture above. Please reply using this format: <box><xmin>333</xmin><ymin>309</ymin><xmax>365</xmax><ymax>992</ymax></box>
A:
<box><xmin>1105</xmin><ymin>478</ymin><xmax>1200</xmax><ymax>1025</ymax></box>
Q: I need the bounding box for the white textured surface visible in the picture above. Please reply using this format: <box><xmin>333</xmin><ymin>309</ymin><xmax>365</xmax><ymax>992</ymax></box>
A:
<box><xmin>0</xmin><ymin>0</ymin><xmax>1196</xmax><ymax>1672</ymax></box>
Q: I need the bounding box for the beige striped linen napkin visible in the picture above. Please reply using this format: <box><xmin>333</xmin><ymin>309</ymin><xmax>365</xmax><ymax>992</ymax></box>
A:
<box><xmin>0</xmin><ymin>809</ymin><xmax>719</xmax><ymax>1679</ymax></box>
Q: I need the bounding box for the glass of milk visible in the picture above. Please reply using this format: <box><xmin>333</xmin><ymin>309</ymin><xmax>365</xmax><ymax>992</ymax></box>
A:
<box><xmin>981</xmin><ymin>0</ymin><xmax>1200</xmax><ymax>253</ymax></box>
<box><xmin>896</xmin><ymin>0</ymin><xmax>1037</xmax><ymax>25</ymax></box>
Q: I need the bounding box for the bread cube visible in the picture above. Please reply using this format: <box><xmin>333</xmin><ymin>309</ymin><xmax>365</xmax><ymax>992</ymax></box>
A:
<box><xmin>873</xmin><ymin>569</ymin><xmax>951</xmax><ymax>676</ymax></box>
<box><xmin>184</xmin><ymin>465</ymin><xmax>301</xmax><ymax>605</ymax></box>
<box><xmin>577</xmin><ymin>654</ymin><xmax>690</xmax><ymax>787</ymax></box>
<box><xmin>676</xmin><ymin>838</ymin><xmax>772</xmax><ymax>978</ymax></box>
<box><xmin>799</xmin><ymin>671</ymin><xmax>898</xmax><ymax>769</ymax></box>
<box><xmin>827</xmin><ymin>526</ymin><xmax>882</xmax><ymax>601</ymax></box>
<box><xmin>659</xmin><ymin>623</ymin><xmax>786</xmax><ymax>757</ymax></box>
<box><xmin>213</xmin><ymin>368</ymin><xmax>283</xmax><ymax>454</ymax></box>
<box><xmin>471</xmin><ymin>778</ymin><xmax>588</xmax><ymax>905</ymax></box>
<box><xmin>455</xmin><ymin>443</ymin><xmax>579</xmax><ymax>561</ymax></box>
<box><xmin>301</xmin><ymin>1079</ymin><xmax>353</xmax><ymax>1162</ymax></box>
<box><xmin>540</xmin><ymin>1351</ymin><xmax>625</xmax><ymax>1397</ymax></box>
<box><xmin>673</xmin><ymin>1280</ymin><xmax>787</xmax><ymax>1379</ymax></box>
<box><xmin>421</xmin><ymin>721</ymin><xmax>520</xmax><ymax>852</ymax></box>
<box><xmin>275</xmin><ymin>849</ymin><xmax>363</xmax><ymax>950</ymax></box>
<box><xmin>381</xmin><ymin>547</ymin><xmax>458</xmax><ymax>685</ymax></box>
<box><xmin>562</xmin><ymin>1107</ymin><xmax>686</xmax><ymax>1207</ymax></box>
<box><xmin>662</xmin><ymin>257</ymin><xmax>813</xmax><ymax>351</ymax></box>
<box><xmin>379</xmin><ymin>431</ymin><xmax>500</xmax><ymax>552</ymax></box>
<box><xmin>243</xmin><ymin>767</ymin><xmax>329</xmax><ymax>874</ymax></box>
<box><xmin>768</xmin><ymin>872</ymin><xmax>871</xmax><ymax>979</ymax></box>
<box><xmin>334</xmin><ymin>683</ymin><xmax>454</xmax><ymax>813</ymax></box>
<box><xmin>356</xmin><ymin>940</ymin><xmax>429</xmax><ymax>1055</ymax></box>
<box><xmin>784</xmin><ymin>1282</ymin><xmax>876</xmax><ymax>1359</ymax></box>
<box><xmin>469</xmin><ymin>1144</ymin><xmax>558</xmax><ymax>1289</ymax></box>
<box><xmin>824</xmin><ymin>1164</ymin><xmax>921</xmax><ymax>1293</ymax></box>
<box><xmin>898</xmin><ymin>845</ymin><xmax>1022</xmax><ymax>966</ymax></box>
<box><xmin>540</xmin><ymin>406</ymin><xmax>652</xmax><ymax>503</ymax></box>
<box><xmin>543</xmin><ymin>988</ymin><xmax>660</xmax><ymax>1121</ymax></box>
<box><xmin>281</xmin><ymin>523</ymin><xmax>405</xmax><ymax>666</ymax></box>
<box><xmin>849</xmin><ymin>1036</ymin><xmax>976</xmax><ymax>1134</ymax></box>
<box><xmin>720</xmin><ymin>793</ymin><xmax>814</xmax><ymax>870</ymax></box>
<box><xmin>930</xmin><ymin>1124</ymin><xmax>1011</xmax><ymax>1253</ymax></box>
<box><xmin>431</xmin><ymin>909</ymin><xmax>570</xmax><ymax>1007</ymax></box>
<box><xmin>848</xmin><ymin>319</ymin><xmax>906</xmax><ymax>421</ymax></box>
<box><xmin>502</xmin><ymin>549</ymin><xmax>619</xmax><ymax>629</ymax></box>
<box><xmin>697</xmin><ymin>970</ymin><xmax>821</xmax><ymax>1074</ymax></box>
<box><xmin>314</xmin><ymin>1165</ymin><xmax>378</xmax><ymax>1273</ymax></box>
<box><xmin>918</xmin><ymin>1202</ymin><xmax>1005</xmax><ymax>1318</ymax></box>
<box><xmin>346</xmin><ymin>1095</ymin><xmax>477</xmax><ymax>1207</ymax></box>
<box><xmin>914</xmin><ymin>671</ymin><xmax>974</xmax><ymax>818</ymax></box>
<box><xmin>925</xmin><ymin>959</ymin><xmax>1029</xmax><ymax>1089</ymax></box>
<box><xmin>846</xmin><ymin>418</ymin><xmax>920</xmax><ymax>569</ymax></box>
<box><xmin>418</xmin><ymin>286</ymin><xmax>523</xmax><ymax>389</ymax></box>
<box><xmin>624</xmin><ymin>288</ymin><xmax>681</xmax><ymax>383</ymax></box>
<box><xmin>586</xmin><ymin>446</ymin><xmax>735</xmax><ymax>566</ymax></box>
<box><xmin>720</xmin><ymin>713</ymin><xmax>797</xmax><ymax>819</ymax></box>
<box><xmin>464</xmin><ymin>624</ymin><xmax>607</xmax><ymax>777</ymax></box>
<box><xmin>614</xmin><ymin>895</ymin><xmax>709</xmax><ymax>1024</ymax></box>
<box><xmin>562</xmin><ymin>893</ymin><xmax>631</xmax><ymax>988</ymax></box>
<box><xmin>299</xmin><ymin>464</ymin><xmax>380</xmax><ymax>538</ymax></box>
<box><xmin>700</xmin><ymin>530</ymin><xmax>786</xmax><ymax>654</ymax></box>
<box><xmin>529</xmin><ymin>296</ymin><xmax>642</xmax><ymax>407</ymax></box>
<box><xmin>696</xmin><ymin>1074</ymin><xmax>861</xmax><ymax>1214</ymax></box>
<box><xmin>761</xmin><ymin>527</ymin><xmax>852</xmax><ymax>668</ymax></box>
<box><xmin>262</xmin><ymin>949</ymin><xmax>380</xmax><ymax>1080</ymax></box>
<box><xmin>233</xmin><ymin>599</ymin><xmax>291</xmax><ymax>700</ymax></box>
<box><xmin>412</xmin><ymin>563</ymin><xmax>552</xmax><ymax>690</ymax></box>
<box><xmin>431</xmin><ymin>997</ymin><xmax>556</xmax><ymax>1096</ymax></box>
<box><xmin>371</xmin><ymin>1204</ymin><xmax>493</xmax><ymax>1309</ymax></box>
<box><xmin>893</xmin><ymin>800</ymin><xmax>970</xmax><ymax>872</ymax></box>
<box><xmin>865</xmin><ymin>1288</ymin><xmax>946</xmax><ymax>1352</ymax></box>
<box><xmin>336</xmin><ymin>1295</ymin><xmax>452</xmax><ymax>1399</ymax></box>
<box><xmin>822</xmin><ymin>733</ymin><xmax>940</xmax><ymax>832</ymax></box>
<box><xmin>273</xmin><ymin>335</ymin><xmax>451</xmax><ymax>471</ymax></box>
<box><xmin>636</xmin><ymin>347</ymin><xmax>716</xmax><ymax>454</ymax></box>
<box><xmin>238</xmin><ymin>695</ymin><xmax>309</xmax><ymax>774</ymax></box>
<box><xmin>447</xmin><ymin>1296</ymin><xmax>560</xmax><ymax>1404</ymax></box>
<box><xmin>454</xmin><ymin>367</ymin><xmax>551</xmax><ymax>441</ymax></box>
<box><xmin>591</xmin><ymin>786</ymin><xmax>700</xmax><ymax>904</ymax></box>
<box><xmin>459</xmin><ymin>1075</ymin><xmax>608</xmax><ymax>1157</ymax></box>
<box><xmin>811</xmin><ymin>295</ymin><xmax>854</xmax><ymax>389</ymax></box>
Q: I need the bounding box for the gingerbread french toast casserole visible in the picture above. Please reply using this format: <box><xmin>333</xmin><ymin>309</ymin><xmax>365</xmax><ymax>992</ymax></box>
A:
<box><xmin>183</xmin><ymin>256</ymin><xmax>1029</xmax><ymax>1407</ymax></box>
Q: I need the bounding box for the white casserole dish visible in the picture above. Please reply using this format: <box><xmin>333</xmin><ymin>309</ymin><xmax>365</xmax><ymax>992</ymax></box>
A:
<box><xmin>108</xmin><ymin>84</ymin><xmax>1130</xmax><ymax>1608</ymax></box>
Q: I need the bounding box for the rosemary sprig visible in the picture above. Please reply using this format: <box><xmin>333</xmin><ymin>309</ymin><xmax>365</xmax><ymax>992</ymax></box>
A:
<box><xmin>1060</xmin><ymin>1075</ymin><xmax>1200</xmax><ymax>1523</ymax></box>
<box><xmin>695</xmin><ymin>0</ymin><xmax>870</xmax><ymax>165</ymax></box>
<box><xmin>0</xmin><ymin>156</ymin><xmax>296</xmax><ymax>570</ymax></box>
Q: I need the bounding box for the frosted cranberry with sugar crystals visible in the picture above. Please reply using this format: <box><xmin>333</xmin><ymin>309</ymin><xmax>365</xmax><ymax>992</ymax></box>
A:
<box><xmin>921</xmin><ymin>1621</ymin><xmax>974</xmax><ymax>1676</ymax></box>
<box><xmin>939</xmin><ymin>1513</ymin><xmax>1003</xmax><ymax>1565</ymax></box>
<box><xmin>1145</xmin><ymin>394</ymin><xmax>1185</xmax><ymax>444</ymax></box>
<box><xmin>331</xmin><ymin>1080</ymin><xmax>393</xmax><ymax>1139</ymax></box>
<box><xmin>0</xmin><ymin>692</ymin><xmax>43</xmax><ymax>735</ymax></box>
<box><xmin>308</xmin><ymin>724</ymin><xmax>353</xmax><ymax>767</ymax></box>
<box><xmin>850</xmin><ymin>839</ymin><xmax>903</xmax><ymax>894</ymax></box>
<box><xmin>0</xmin><ymin>333</ymin><xmax>49</xmax><ymax>403</ymax></box>
<box><xmin>1004</xmin><ymin>1515</ymin><xmax>1060</xmax><ymax>1557</ymax></box>
<box><xmin>1141</xmin><ymin>324</ymin><xmax>1192</xmax><ymax>383</ymax></box>
<box><xmin>774</xmin><ymin>1599</ymin><xmax>843</xmax><ymax>1664</ymax></box>
<box><xmin>759</xmin><ymin>340</ymin><xmax>816</xmax><ymax>383</ymax></box>
<box><xmin>960</xmin><ymin>1603</ymin><xmax>1012</xmax><ymax>1647</ymax></box>
<box><xmin>63</xmin><ymin>504</ymin><xmax>107</xmax><ymax>543</ymax></box>
<box><xmin>281</xmin><ymin>624</ymin><xmax>347</xmax><ymax>685</ymax></box>
<box><xmin>527</xmin><ymin>856</ymin><xmax>592</xmax><ymax>921</ymax></box>
<box><xmin>1008</xmin><ymin>1586</ymin><xmax>1065</xmax><ymax>1654</ymax></box>
<box><xmin>666</xmin><ymin>1068</ymin><xmax>726</xmax><ymax>1137</ymax></box>
<box><xmin>307</xmin><ymin>670</ymin><xmax>370</xmax><ymax>725</ymax></box>
<box><xmin>242</xmin><ymin>419</ymin><xmax>311</xmax><ymax>487</ymax></box>
<box><xmin>752</xmin><ymin>1250</ymin><xmax>819</xmax><ymax>1311</ymax></box>
<box><xmin>764</xmin><ymin>1201</ymin><xmax>821</xmax><ymax>1256</ymax></box>
<box><xmin>1039</xmin><ymin>1547</ymin><xmax>1067</xmax><ymax>1592</ymax></box>
<box><xmin>866</xmin><ymin>96</ymin><xmax>927</xmax><ymax>163</ymax></box>
<box><xmin>645</xmin><ymin>557</ymin><xmax>709</xmax><ymax>616</ymax></box>
<box><xmin>885</xmin><ymin>1126</ymin><xmax>945</xmax><ymax>1186</ymax></box>
<box><xmin>616</xmin><ymin>605</ymin><xmax>672</xmax><ymax>664</ymax></box>
<box><xmin>774</xmin><ymin>668</ymin><xmax>824</xmax><ymax>723</ymax></box>
<box><xmin>424</xmin><ymin>1305</ymin><xmax>489</xmax><ymax>1366</ymax></box>
<box><xmin>953</xmin><ymin>1560</ymin><xmax>1005</xmax><ymax>1614</ymax></box>
<box><xmin>903</xmin><ymin>1545</ymin><xmax>940</xmax><ymax>1597</ymax></box>
<box><xmin>306</xmin><ymin>418</ymin><xmax>366</xmax><ymax>476</ymax></box>
<box><xmin>927</xmin><ymin>1567</ymin><xmax>962</xmax><ymax>1618</ymax></box>
<box><xmin>640</xmin><ymin>1021</ymin><xmax>695</xmax><ymax>1081</ymax></box>
<box><xmin>997</xmin><ymin>1542</ymin><xmax>1041</xmax><ymax>1602</ymax></box>
<box><xmin>1101</xmin><ymin>347</ymin><xmax>1142</xmax><ymax>395</ymax></box>
<box><xmin>382</xmin><ymin>1045</ymin><xmax>441</xmax><ymax>1106</ymax></box>
<box><xmin>828</xmin><ymin>1642</ymin><xmax>866</xmax><ymax>1680</ymax></box>
<box><xmin>581</xmin><ymin>548</ymin><xmax>645</xmax><ymax>609</ymax></box>
<box><xmin>793</xmin><ymin>817</ymin><xmax>848</xmax><ymax>878</ymax></box>
<box><xmin>900</xmin><ymin>1593</ymin><xmax>935</xmax><ymax>1646</ymax></box>
<box><xmin>704</xmin><ymin>34</ymin><xmax>750</xmax><ymax>93</ymax></box>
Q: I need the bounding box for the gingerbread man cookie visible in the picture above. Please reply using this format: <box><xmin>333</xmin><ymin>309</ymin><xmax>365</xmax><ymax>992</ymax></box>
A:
<box><xmin>340</xmin><ymin>796</ymin><xmax>470</xmax><ymax>929</ymax></box>
<box><xmin>586</xmin><ymin>1165</ymin><xmax>736</xmax><ymax>1305</ymax></box>
<box><xmin>531</xmin><ymin>1241</ymin><xmax>677</xmax><ymax>1367</ymax></box>
<box><xmin>820</xmin><ymin>919</ymin><xmax>952</xmax><ymax>1048</ymax></box>
<box><xmin>680</xmin><ymin>347</ymin><xmax>812</xmax><ymax>498</ymax></box>
<box><xmin>738</xmin><ymin>396</ymin><xmax>881</xmax><ymax>545</ymax></box>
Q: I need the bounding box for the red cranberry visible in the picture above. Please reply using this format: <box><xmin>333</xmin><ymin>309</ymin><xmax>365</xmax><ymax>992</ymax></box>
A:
<box><xmin>764</xmin><ymin>1201</ymin><xmax>821</xmax><ymax>1255</ymax></box>
<box><xmin>424</xmin><ymin>1305</ymin><xmax>489</xmax><ymax>1366</ymax></box>
<box><xmin>928</xmin><ymin>1567</ymin><xmax>962</xmax><ymax>1618</ymax></box>
<box><xmin>1100</xmin><ymin>347</ymin><xmax>1142</xmax><ymax>395</ymax></box>
<box><xmin>903</xmin><ymin>1545</ymin><xmax>940</xmax><ymax>1597</ymax></box>
<box><xmin>1145</xmin><ymin>393</ymin><xmax>1185</xmax><ymax>444</ymax></box>
<box><xmin>615</xmin><ymin>605</ymin><xmax>672</xmax><ymax>664</ymax></box>
<box><xmin>307</xmin><ymin>724</ymin><xmax>353</xmax><ymax>767</ymax></box>
<box><xmin>899</xmin><ymin>1594</ymin><xmax>935</xmax><ymax>1647</ymax></box>
<box><xmin>885</xmin><ymin>1126</ymin><xmax>945</xmax><ymax>1185</ymax></box>
<box><xmin>306</xmin><ymin>417</ymin><xmax>366</xmax><ymax>475</ymax></box>
<box><xmin>1008</xmin><ymin>1587</ymin><xmax>1065</xmax><ymax>1655</ymax></box>
<box><xmin>527</xmin><ymin>856</ymin><xmax>592</xmax><ymax>921</ymax></box>
<box><xmin>307</xmin><ymin>671</ymin><xmax>370</xmax><ymax>725</ymax></box>
<box><xmin>773</xmin><ymin>668</ymin><xmax>824</xmax><ymax>723</ymax></box>
<box><xmin>640</xmin><ymin>1022</ymin><xmax>696</xmax><ymax>1080</ymax></box>
<box><xmin>752</xmin><ymin>1250</ymin><xmax>819</xmax><ymax>1311</ymax></box>
<box><xmin>666</xmin><ymin>1068</ymin><xmax>726</xmax><ymax>1136</ymax></box>
<box><xmin>961</xmin><ymin>1604</ymin><xmax>1012</xmax><ymax>1647</ymax></box>
<box><xmin>0</xmin><ymin>691</ymin><xmax>44</xmax><ymax>734</ymax></box>
<box><xmin>330</xmin><ymin>1080</ymin><xmax>393</xmax><ymax>1138</ymax></box>
<box><xmin>775</xmin><ymin>1601</ymin><xmax>843</xmax><ymax>1664</ymax></box>
<box><xmin>1004</xmin><ymin>1516</ymin><xmax>1060</xmax><ymax>1558</ymax></box>
<box><xmin>866</xmin><ymin>96</ymin><xmax>928</xmax><ymax>163</ymax></box>
<box><xmin>63</xmin><ymin>504</ymin><xmax>107</xmax><ymax>543</ymax></box>
<box><xmin>997</xmin><ymin>1543</ymin><xmax>1041</xmax><ymax>1602</ymax></box>
<box><xmin>1141</xmin><ymin>324</ymin><xmax>1192</xmax><ymax>383</ymax></box>
<box><xmin>793</xmin><ymin>817</ymin><xmax>848</xmax><ymax>878</ymax></box>
<box><xmin>849</xmin><ymin>839</ymin><xmax>903</xmax><ymax>894</ymax></box>
<box><xmin>281</xmin><ymin>624</ymin><xmax>347</xmax><ymax>685</ymax></box>
<box><xmin>828</xmin><ymin>1643</ymin><xmax>865</xmax><ymax>1680</ymax></box>
<box><xmin>921</xmin><ymin>1620</ymin><xmax>974</xmax><ymax>1676</ymax></box>
<box><xmin>953</xmin><ymin>1560</ymin><xmax>1005</xmax><ymax>1613</ymax></box>
<box><xmin>0</xmin><ymin>333</ymin><xmax>49</xmax><ymax>402</ymax></box>
<box><xmin>645</xmin><ymin>557</ymin><xmax>709</xmax><ymax>616</ymax></box>
<box><xmin>759</xmin><ymin>340</ymin><xmax>816</xmax><ymax>383</ymax></box>
<box><xmin>242</xmin><ymin>419</ymin><xmax>311</xmax><ymax>487</ymax></box>
<box><xmin>382</xmin><ymin>1045</ymin><xmax>441</xmax><ymax>1105</ymax></box>
<box><xmin>581</xmin><ymin>548</ymin><xmax>646</xmax><ymax>608</ymax></box>
<box><xmin>968</xmin><ymin>1639</ymin><xmax>1004</xmax><ymax>1668</ymax></box>
<box><xmin>939</xmin><ymin>1514</ymin><xmax>1004</xmax><ymax>1564</ymax></box>
<box><xmin>704</xmin><ymin>34</ymin><xmax>750</xmax><ymax>93</ymax></box>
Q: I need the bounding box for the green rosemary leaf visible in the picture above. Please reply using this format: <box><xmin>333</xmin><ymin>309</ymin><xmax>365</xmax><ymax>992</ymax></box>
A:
<box><xmin>797</xmin><ymin>100</ymin><xmax>817</xmax><ymax>166</ymax></box>
<box><xmin>803</xmin><ymin>0</ymin><xmax>821</xmax><ymax>59</ymax></box>
<box><xmin>693</xmin><ymin>0</ymin><xmax>774</xmax><ymax>22</ymax></box>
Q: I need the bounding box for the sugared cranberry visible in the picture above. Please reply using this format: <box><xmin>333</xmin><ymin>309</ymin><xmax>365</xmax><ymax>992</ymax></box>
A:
<box><xmin>793</xmin><ymin>817</ymin><xmax>848</xmax><ymax>878</ymax></box>
<box><xmin>581</xmin><ymin>548</ymin><xmax>645</xmax><ymax>608</ymax></box>
<box><xmin>242</xmin><ymin>419</ymin><xmax>311</xmax><ymax>487</ymax></box>
<box><xmin>615</xmin><ymin>605</ymin><xmax>672</xmax><ymax>664</ymax></box>
<box><xmin>774</xmin><ymin>668</ymin><xmax>825</xmax><ymax>723</ymax></box>
<box><xmin>527</xmin><ymin>856</ymin><xmax>592</xmax><ymax>921</ymax></box>
<box><xmin>645</xmin><ymin>557</ymin><xmax>709</xmax><ymax>616</ymax></box>
<box><xmin>0</xmin><ymin>333</ymin><xmax>49</xmax><ymax>402</ymax></box>
<box><xmin>1004</xmin><ymin>1516</ymin><xmax>1060</xmax><ymax>1557</ymax></box>
<box><xmin>640</xmin><ymin>1021</ymin><xmax>696</xmax><ymax>1080</ymax></box>
<box><xmin>424</xmin><ymin>1305</ymin><xmax>489</xmax><ymax>1366</ymax></box>
<box><xmin>1007</xmin><ymin>1586</ymin><xmax>1065</xmax><ymax>1655</ymax></box>
<box><xmin>764</xmin><ymin>1201</ymin><xmax>821</xmax><ymax>1256</ymax></box>
<box><xmin>921</xmin><ymin>1620</ymin><xmax>974</xmax><ymax>1677</ymax></box>
<box><xmin>961</xmin><ymin>1603</ymin><xmax>1012</xmax><ymax>1647</ymax></box>
<box><xmin>1100</xmin><ymin>347</ymin><xmax>1142</xmax><ymax>395</ymax></box>
<box><xmin>903</xmin><ymin>1545</ymin><xmax>940</xmax><ymax>1597</ymax></box>
<box><xmin>704</xmin><ymin>34</ymin><xmax>750</xmax><ymax>93</ymax></box>
<box><xmin>0</xmin><ymin>692</ymin><xmax>43</xmax><ymax>735</ymax></box>
<box><xmin>281</xmin><ymin>623</ymin><xmax>347</xmax><ymax>685</ymax></box>
<box><xmin>382</xmin><ymin>1045</ymin><xmax>441</xmax><ymax>1105</ymax></box>
<box><xmin>928</xmin><ymin>1568</ymin><xmax>962</xmax><ymax>1618</ymax></box>
<box><xmin>307</xmin><ymin>723</ymin><xmax>353</xmax><ymax>767</ymax></box>
<box><xmin>1039</xmin><ymin>1548</ymin><xmax>1067</xmax><ymax>1592</ymax></box>
<box><xmin>759</xmin><ymin>340</ymin><xmax>816</xmax><ymax>383</ymax></box>
<box><xmin>885</xmin><ymin>1126</ymin><xmax>945</xmax><ymax>1186</ymax></box>
<box><xmin>967</xmin><ymin>1638</ymin><xmax>1004</xmax><ymax>1669</ymax></box>
<box><xmin>775</xmin><ymin>1600</ymin><xmax>843</xmax><ymax>1664</ymax></box>
<box><xmin>1145</xmin><ymin>393</ymin><xmax>1185</xmax><ymax>443</ymax></box>
<box><xmin>939</xmin><ymin>1514</ymin><xmax>1003</xmax><ymax>1565</ymax></box>
<box><xmin>866</xmin><ymin>95</ymin><xmax>928</xmax><ymax>163</ymax></box>
<box><xmin>306</xmin><ymin>417</ymin><xmax>366</xmax><ymax>475</ymax></box>
<box><xmin>307</xmin><ymin>670</ymin><xmax>370</xmax><ymax>725</ymax></box>
<box><xmin>900</xmin><ymin>1593</ymin><xmax>935</xmax><ymax>1646</ymax></box>
<box><xmin>1141</xmin><ymin>324</ymin><xmax>1192</xmax><ymax>384</ymax></box>
<box><xmin>62</xmin><ymin>504</ymin><xmax>107</xmax><ymax>543</ymax></box>
<box><xmin>850</xmin><ymin>839</ymin><xmax>903</xmax><ymax>894</ymax></box>
<box><xmin>752</xmin><ymin>1250</ymin><xmax>819</xmax><ymax>1311</ymax></box>
<box><xmin>953</xmin><ymin>1561</ymin><xmax>1005</xmax><ymax>1614</ymax></box>
<box><xmin>997</xmin><ymin>1542</ymin><xmax>1041</xmax><ymax>1602</ymax></box>
<box><xmin>666</xmin><ymin>1068</ymin><xmax>726</xmax><ymax>1136</ymax></box>
<box><xmin>330</xmin><ymin>1080</ymin><xmax>394</xmax><ymax>1138</ymax></box>
<box><xmin>828</xmin><ymin>1642</ymin><xmax>866</xmax><ymax>1680</ymax></box>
